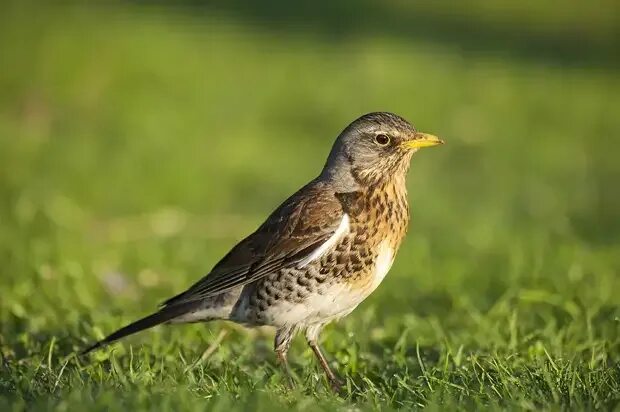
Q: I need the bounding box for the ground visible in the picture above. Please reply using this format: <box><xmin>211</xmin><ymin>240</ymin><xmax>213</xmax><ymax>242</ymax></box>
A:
<box><xmin>1</xmin><ymin>2</ymin><xmax>619</xmax><ymax>410</ymax></box>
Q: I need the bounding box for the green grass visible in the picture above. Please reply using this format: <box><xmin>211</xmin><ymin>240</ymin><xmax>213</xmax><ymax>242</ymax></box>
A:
<box><xmin>1</xmin><ymin>3</ymin><xmax>620</xmax><ymax>411</ymax></box>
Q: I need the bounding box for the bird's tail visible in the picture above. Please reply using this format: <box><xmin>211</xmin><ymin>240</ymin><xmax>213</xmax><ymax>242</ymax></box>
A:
<box><xmin>81</xmin><ymin>303</ymin><xmax>196</xmax><ymax>355</ymax></box>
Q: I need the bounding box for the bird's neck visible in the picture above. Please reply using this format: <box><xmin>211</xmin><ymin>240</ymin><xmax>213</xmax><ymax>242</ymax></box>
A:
<box><xmin>333</xmin><ymin>174</ymin><xmax>409</xmax><ymax>222</ymax></box>
<box><xmin>366</xmin><ymin>175</ymin><xmax>409</xmax><ymax>205</ymax></box>
<box><xmin>319</xmin><ymin>153</ymin><xmax>363</xmax><ymax>192</ymax></box>
<box><xmin>320</xmin><ymin>158</ymin><xmax>411</xmax><ymax>193</ymax></box>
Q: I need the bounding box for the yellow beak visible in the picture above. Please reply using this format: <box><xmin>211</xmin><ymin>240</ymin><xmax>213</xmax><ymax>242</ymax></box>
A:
<box><xmin>403</xmin><ymin>132</ymin><xmax>444</xmax><ymax>149</ymax></box>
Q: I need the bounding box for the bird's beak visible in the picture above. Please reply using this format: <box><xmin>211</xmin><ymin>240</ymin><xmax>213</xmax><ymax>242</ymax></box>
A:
<box><xmin>403</xmin><ymin>132</ymin><xmax>444</xmax><ymax>149</ymax></box>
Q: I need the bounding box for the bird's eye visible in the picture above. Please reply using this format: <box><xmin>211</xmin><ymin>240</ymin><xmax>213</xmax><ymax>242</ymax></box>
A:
<box><xmin>374</xmin><ymin>134</ymin><xmax>390</xmax><ymax>146</ymax></box>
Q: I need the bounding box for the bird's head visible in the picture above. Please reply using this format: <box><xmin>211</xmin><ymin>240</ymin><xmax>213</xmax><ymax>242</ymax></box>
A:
<box><xmin>322</xmin><ymin>112</ymin><xmax>443</xmax><ymax>188</ymax></box>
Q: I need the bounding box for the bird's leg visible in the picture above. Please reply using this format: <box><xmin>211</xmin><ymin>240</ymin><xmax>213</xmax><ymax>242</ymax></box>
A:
<box><xmin>305</xmin><ymin>324</ymin><xmax>343</xmax><ymax>392</ymax></box>
<box><xmin>274</xmin><ymin>326</ymin><xmax>296</xmax><ymax>388</ymax></box>
<box><xmin>310</xmin><ymin>342</ymin><xmax>343</xmax><ymax>391</ymax></box>
<box><xmin>275</xmin><ymin>349</ymin><xmax>294</xmax><ymax>388</ymax></box>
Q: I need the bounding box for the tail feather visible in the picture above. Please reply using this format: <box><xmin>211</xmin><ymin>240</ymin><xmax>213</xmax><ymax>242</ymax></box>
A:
<box><xmin>81</xmin><ymin>304</ymin><xmax>195</xmax><ymax>355</ymax></box>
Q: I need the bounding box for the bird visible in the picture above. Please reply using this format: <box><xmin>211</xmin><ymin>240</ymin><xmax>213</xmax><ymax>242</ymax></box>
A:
<box><xmin>82</xmin><ymin>112</ymin><xmax>443</xmax><ymax>391</ymax></box>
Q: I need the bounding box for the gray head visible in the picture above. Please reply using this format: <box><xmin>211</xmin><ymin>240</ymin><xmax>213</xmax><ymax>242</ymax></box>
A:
<box><xmin>321</xmin><ymin>112</ymin><xmax>443</xmax><ymax>189</ymax></box>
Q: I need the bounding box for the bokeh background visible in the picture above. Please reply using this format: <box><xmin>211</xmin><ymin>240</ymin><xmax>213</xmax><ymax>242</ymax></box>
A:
<box><xmin>1</xmin><ymin>1</ymin><xmax>619</xmax><ymax>410</ymax></box>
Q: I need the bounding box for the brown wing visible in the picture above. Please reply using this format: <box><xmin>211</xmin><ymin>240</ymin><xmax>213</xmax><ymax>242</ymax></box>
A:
<box><xmin>162</xmin><ymin>181</ymin><xmax>344</xmax><ymax>308</ymax></box>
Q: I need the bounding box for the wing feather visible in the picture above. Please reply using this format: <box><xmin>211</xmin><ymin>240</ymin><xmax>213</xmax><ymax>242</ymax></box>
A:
<box><xmin>162</xmin><ymin>181</ymin><xmax>345</xmax><ymax>307</ymax></box>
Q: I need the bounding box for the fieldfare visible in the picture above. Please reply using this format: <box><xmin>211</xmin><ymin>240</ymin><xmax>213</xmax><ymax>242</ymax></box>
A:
<box><xmin>83</xmin><ymin>112</ymin><xmax>444</xmax><ymax>391</ymax></box>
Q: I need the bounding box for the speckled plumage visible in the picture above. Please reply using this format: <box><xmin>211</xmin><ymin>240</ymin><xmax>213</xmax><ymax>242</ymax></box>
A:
<box><xmin>243</xmin><ymin>178</ymin><xmax>409</xmax><ymax>324</ymax></box>
<box><xmin>83</xmin><ymin>112</ymin><xmax>443</xmax><ymax>391</ymax></box>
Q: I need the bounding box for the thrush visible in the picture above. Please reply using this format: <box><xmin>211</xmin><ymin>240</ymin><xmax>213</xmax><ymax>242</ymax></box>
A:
<box><xmin>83</xmin><ymin>112</ymin><xmax>443</xmax><ymax>391</ymax></box>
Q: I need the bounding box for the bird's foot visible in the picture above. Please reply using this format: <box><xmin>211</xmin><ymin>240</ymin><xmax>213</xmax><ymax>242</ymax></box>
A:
<box><xmin>284</xmin><ymin>372</ymin><xmax>297</xmax><ymax>389</ymax></box>
<box><xmin>327</xmin><ymin>376</ymin><xmax>345</xmax><ymax>393</ymax></box>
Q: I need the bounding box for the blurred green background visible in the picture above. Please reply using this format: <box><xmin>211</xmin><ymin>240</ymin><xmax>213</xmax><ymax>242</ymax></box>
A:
<box><xmin>1</xmin><ymin>1</ymin><xmax>619</xmax><ymax>410</ymax></box>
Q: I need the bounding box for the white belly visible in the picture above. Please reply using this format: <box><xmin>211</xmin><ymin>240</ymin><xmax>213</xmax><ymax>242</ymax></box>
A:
<box><xmin>261</xmin><ymin>284</ymin><xmax>357</xmax><ymax>326</ymax></box>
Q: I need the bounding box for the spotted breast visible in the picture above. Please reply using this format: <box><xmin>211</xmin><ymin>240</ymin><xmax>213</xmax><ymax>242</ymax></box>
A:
<box><xmin>242</xmin><ymin>178</ymin><xmax>410</xmax><ymax>328</ymax></box>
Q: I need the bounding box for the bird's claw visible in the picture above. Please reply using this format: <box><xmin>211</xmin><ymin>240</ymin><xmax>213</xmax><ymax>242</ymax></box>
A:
<box><xmin>328</xmin><ymin>376</ymin><xmax>345</xmax><ymax>393</ymax></box>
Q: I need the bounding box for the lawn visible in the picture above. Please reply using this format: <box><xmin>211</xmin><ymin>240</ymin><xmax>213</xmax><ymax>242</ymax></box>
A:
<box><xmin>1</xmin><ymin>2</ymin><xmax>619</xmax><ymax>410</ymax></box>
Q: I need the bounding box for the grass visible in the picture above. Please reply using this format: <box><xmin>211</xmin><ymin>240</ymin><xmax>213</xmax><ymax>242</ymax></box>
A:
<box><xmin>1</xmin><ymin>2</ymin><xmax>620</xmax><ymax>410</ymax></box>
